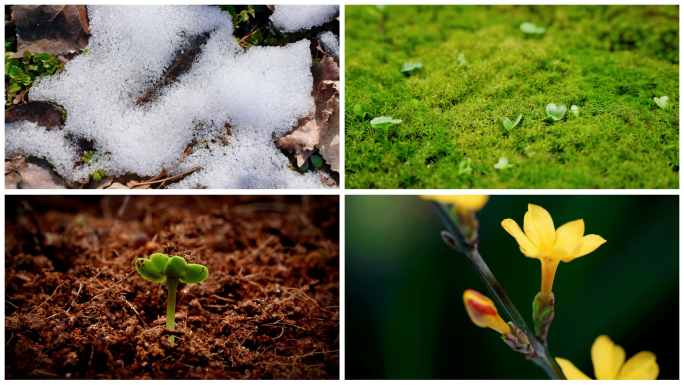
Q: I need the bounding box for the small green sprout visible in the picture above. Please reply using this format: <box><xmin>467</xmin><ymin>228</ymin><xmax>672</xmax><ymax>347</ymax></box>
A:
<box><xmin>494</xmin><ymin>157</ymin><xmax>514</xmax><ymax>169</ymax></box>
<box><xmin>520</xmin><ymin>22</ymin><xmax>546</xmax><ymax>34</ymax></box>
<box><xmin>457</xmin><ymin>53</ymin><xmax>466</xmax><ymax>66</ymax></box>
<box><xmin>353</xmin><ymin>103</ymin><xmax>371</xmax><ymax>119</ymax></box>
<box><xmin>91</xmin><ymin>169</ymin><xmax>106</xmax><ymax>182</ymax></box>
<box><xmin>370</xmin><ymin>116</ymin><xmax>402</xmax><ymax>142</ymax></box>
<box><xmin>135</xmin><ymin>253</ymin><xmax>209</xmax><ymax>346</ymax></box>
<box><xmin>654</xmin><ymin>96</ymin><xmax>668</xmax><ymax>109</ymax></box>
<box><xmin>546</xmin><ymin>103</ymin><xmax>567</xmax><ymax>121</ymax></box>
<box><xmin>82</xmin><ymin>151</ymin><xmax>93</xmax><ymax>164</ymax></box>
<box><xmin>503</xmin><ymin>114</ymin><xmax>522</xmax><ymax>131</ymax></box>
<box><xmin>311</xmin><ymin>154</ymin><xmax>323</xmax><ymax>168</ymax></box>
<box><xmin>401</xmin><ymin>62</ymin><xmax>423</xmax><ymax>75</ymax></box>
<box><xmin>571</xmin><ymin>105</ymin><xmax>579</xmax><ymax>117</ymax></box>
<box><xmin>299</xmin><ymin>161</ymin><xmax>309</xmax><ymax>172</ymax></box>
<box><xmin>458</xmin><ymin>158</ymin><xmax>473</xmax><ymax>175</ymax></box>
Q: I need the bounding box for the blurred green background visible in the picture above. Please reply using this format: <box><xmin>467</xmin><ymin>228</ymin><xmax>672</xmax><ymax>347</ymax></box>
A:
<box><xmin>346</xmin><ymin>195</ymin><xmax>678</xmax><ymax>379</ymax></box>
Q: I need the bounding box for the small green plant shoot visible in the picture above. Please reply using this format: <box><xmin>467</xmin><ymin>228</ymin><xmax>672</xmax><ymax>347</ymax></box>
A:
<box><xmin>311</xmin><ymin>154</ymin><xmax>323</xmax><ymax>168</ymax></box>
<box><xmin>135</xmin><ymin>253</ymin><xmax>209</xmax><ymax>346</ymax></box>
<box><xmin>654</xmin><ymin>96</ymin><xmax>668</xmax><ymax>108</ymax></box>
<box><xmin>5</xmin><ymin>48</ymin><xmax>61</xmax><ymax>106</ymax></box>
<box><xmin>571</xmin><ymin>105</ymin><xmax>579</xmax><ymax>117</ymax></box>
<box><xmin>370</xmin><ymin>116</ymin><xmax>402</xmax><ymax>142</ymax></box>
<box><xmin>520</xmin><ymin>22</ymin><xmax>546</xmax><ymax>34</ymax></box>
<box><xmin>353</xmin><ymin>103</ymin><xmax>370</xmax><ymax>119</ymax></box>
<box><xmin>401</xmin><ymin>61</ymin><xmax>422</xmax><ymax>75</ymax></box>
<box><xmin>494</xmin><ymin>157</ymin><xmax>514</xmax><ymax>169</ymax></box>
<box><xmin>503</xmin><ymin>114</ymin><xmax>522</xmax><ymax>131</ymax></box>
<box><xmin>546</xmin><ymin>103</ymin><xmax>567</xmax><ymax>121</ymax></box>
<box><xmin>458</xmin><ymin>158</ymin><xmax>473</xmax><ymax>175</ymax></box>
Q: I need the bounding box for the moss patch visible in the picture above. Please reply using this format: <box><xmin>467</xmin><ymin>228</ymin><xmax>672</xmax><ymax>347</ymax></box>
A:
<box><xmin>345</xmin><ymin>5</ymin><xmax>679</xmax><ymax>188</ymax></box>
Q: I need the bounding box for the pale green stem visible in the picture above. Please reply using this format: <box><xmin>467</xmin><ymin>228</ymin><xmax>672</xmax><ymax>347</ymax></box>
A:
<box><xmin>166</xmin><ymin>277</ymin><xmax>179</xmax><ymax>347</ymax></box>
<box><xmin>431</xmin><ymin>202</ymin><xmax>566</xmax><ymax>380</ymax></box>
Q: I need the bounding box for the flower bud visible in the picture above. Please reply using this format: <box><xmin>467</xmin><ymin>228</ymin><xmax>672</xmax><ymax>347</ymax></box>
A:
<box><xmin>463</xmin><ymin>289</ymin><xmax>511</xmax><ymax>335</ymax></box>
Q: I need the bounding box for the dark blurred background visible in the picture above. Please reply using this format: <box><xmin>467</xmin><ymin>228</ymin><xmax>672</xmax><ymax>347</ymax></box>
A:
<box><xmin>346</xmin><ymin>195</ymin><xmax>678</xmax><ymax>379</ymax></box>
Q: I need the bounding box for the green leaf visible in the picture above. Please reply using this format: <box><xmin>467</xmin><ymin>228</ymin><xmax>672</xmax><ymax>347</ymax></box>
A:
<box><xmin>401</xmin><ymin>61</ymin><xmax>423</xmax><ymax>75</ymax></box>
<box><xmin>164</xmin><ymin>256</ymin><xmax>189</xmax><ymax>278</ymax></box>
<box><xmin>494</xmin><ymin>157</ymin><xmax>514</xmax><ymax>169</ymax></box>
<box><xmin>299</xmin><ymin>161</ymin><xmax>309</xmax><ymax>172</ymax></box>
<box><xmin>92</xmin><ymin>171</ymin><xmax>101</xmax><ymax>182</ymax></box>
<box><xmin>34</xmin><ymin>52</ymin><xmax>51</xmax><ymax>61</ymax></box>
<box><xmin>311</xmin><ymin>155</ymin><xmax>323</xmax><ymax>168</ymax></box>
<box><xmin>6</xmin><ymin>83</ymin><xmax>21</xmax><ymax>93</ymax></box>
<box><xmin>353</xmin><ymin>103</ymin><xmax>370</xmax><ymax>119</ymax></box>
<box><xmin>520</xmin><ymin>22</ymin><xmax>546</xmax><ymax>34</ymax></box>
<box><xmin>546</xmin><ymin>103</ymin><xmax>567</xmax><ymax>121</ymax></box>
<box><xmin>135</xmin><ymin>258</ymin><xmax>167</xmax><ymax>283</ymax></box>
<box><xmin>370</xmin><ymin>116</ymin><xmax>402</xmax><ymax>129</ymax></box>
<box><xmin>571</xmin><ymin>105</ymin><xmax>579</xmax><ymax>117</ymax></box>
<box><xmin>22</xmin><ymin>50</ymin><xmax>31</xmax><ymax>64</ymax></box>
<box><xmin>457</xmin><ymin>53</ymin><xmax>466</xmax><ymax>66</ymax></box>
<box><xmin>179</xmin><ymin>264</ymin><xmax>209</xmax><ymax>284</ymax></box>
<box><xmin>9</xmin><ymin>65</ymin><xmax>22</xmax><ymax>78</ymax></box>
<box><xmin>458</xmin><ymin>158</ymin><xmax>472</xmax><ymax>175</ymax></box>
<box><xmin>654</xmin><ymin>96</ymin><xmax>668</xmax><ymax>108</ymax></box>
<box><xmin>150</xmin><ymin>253</ymin><xmax>170</xmax><ymax>272</ymax></box>
<box><xmin>503</xmin><ymin>114</ymin><xmax>522</xmax><ymax>131</ymax></box>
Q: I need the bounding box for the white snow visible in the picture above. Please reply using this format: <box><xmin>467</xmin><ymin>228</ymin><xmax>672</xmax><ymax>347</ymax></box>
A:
<box><xmin>317</xmin><ymin>31</ymin><xmax>339</xmax><ymax>58</ymax></box>
<box><xmin>9</xmin><ymin>5</ymin><xmax>333</xmax><ymax>189</ymax></box>
<box><xmin>270</xmin><ymin>5</ymin><xmax>339</xmax><ymax>33</ymax></box>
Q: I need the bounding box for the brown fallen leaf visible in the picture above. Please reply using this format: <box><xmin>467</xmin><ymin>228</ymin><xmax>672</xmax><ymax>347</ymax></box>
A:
<box><xmin>15</xmin><ymin>158</ymin><xmax>69</xmax><ymax>189</ymax></box>
<box><xmin>92</xmin><ymin>176</ymin><xmax>113</xmax><ymax>189</ymax></box>
<box><xmin>10</xmin><ymin>5</ymin><xmax>90</xmax><ymax>61</ymax></box>
<box><xmin>5</xmin><ymin>101</ymin><xmax>64</xmax><ymax>129</ymax></box>
<box><xmin>274</xmin><ymin>56</ymin><xmax>340</xmax><ymax>172</ymax></box>
<box><xmin>106</xmin><ymin>182</ymin><xmax>130</xmax><ymax>189</ymax></box>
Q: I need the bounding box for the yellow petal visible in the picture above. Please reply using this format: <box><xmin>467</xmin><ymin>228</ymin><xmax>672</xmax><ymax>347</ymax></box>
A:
<box><xmin>554</xmin><ymin>219</ymin><xmax>585</xmax><ymax>251</ymax></box>
<box><xmin>617</xmin><ymin>351</ymin><xmax>659</xmax><ymax>380</ymax></box>
<box><xmin>563</xmin><ymin>234</ymin><xmax>607</xmax><ymax>262</ymax></box>
<box><xmin>524</xmin><ymin>204</ymin><xmax>556</xmax><ymax>252</ymax></box>
<box><xmin>501</xmin><ymin>218</ymin><xmax>540</xmax><ymax>258</ymax></box>
<box><xmin>421</xmin><ymin>195</ymin><xmax>489</xmax><ymax>211</ymax></box>
<box><xmin>556</xmin><ymin>357</ymin><xmax>593</xmax><ymax>380</ymax></box>
<box><xmin>591</xmin><ymin>335</ymin><xmax>626</xmax><ymax>380</ymax></box>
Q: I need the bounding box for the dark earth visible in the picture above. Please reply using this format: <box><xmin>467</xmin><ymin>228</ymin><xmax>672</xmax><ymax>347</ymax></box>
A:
<box><xmin>5</xmin><ymin>195</ymin><xmax>339</xmax><ymax>379</ymax></box>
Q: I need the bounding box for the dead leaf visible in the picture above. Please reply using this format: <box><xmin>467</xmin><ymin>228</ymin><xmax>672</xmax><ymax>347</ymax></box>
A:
<box><xmin>267</xmin><ymin>5</ymin><xmax>275</xmax><ymax>11</ymax></box>
<box><xmin>92</xmin><ymin>176</ymin><xmax>113</xmax><ymax>189</ymax></box>
<box><xmin>106</xmin><ymin>182</ymin><xmax>130</xmax><ymax>189</ymax></box>
<box><xmin>274</xmin><ymin>57</ymin><xmax>340</xmax><ymax>172</ymax></box>
<box><xmin>10</xmin><ymin>5</ymin><xmax>90</xmax><ymax>60</ymax></box>
<box><xmin>5</xmin><ymin>101</ymin><xmax>64</xmax><ymax>129</ymax></box>
<box><xmin>15</xmin><ymin>158</ymin><xmax>69</xmax><ymax>189</ymax></box>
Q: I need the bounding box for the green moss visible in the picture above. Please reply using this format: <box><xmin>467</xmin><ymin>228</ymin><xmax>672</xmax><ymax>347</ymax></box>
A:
<box><xmin>346</xmin><ymin>5</ymin><xmax>679</xmax><ymax>188</ymax></box>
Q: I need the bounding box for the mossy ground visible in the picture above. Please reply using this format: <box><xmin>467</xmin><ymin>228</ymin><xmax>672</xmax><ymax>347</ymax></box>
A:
<box><xmin>345</xmin><ymin>5</ymin><xmax>679</xmax><ymax>189</ymax></box>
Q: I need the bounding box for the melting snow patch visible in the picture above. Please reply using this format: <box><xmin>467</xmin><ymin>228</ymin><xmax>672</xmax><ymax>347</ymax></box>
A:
<box><xmin>270</xmin><ymin>5</ymin><xmax>339</xmax><ymax>32</ymax></box>
<box><xmin>11</xmin><ymin>5</ymin><xmax>332</xmax><ymax>189</ymax></box>
<box><xmin>317</xmin><ymin>31</ymin><xmax>339</xmax><ymax>58</ymax></box>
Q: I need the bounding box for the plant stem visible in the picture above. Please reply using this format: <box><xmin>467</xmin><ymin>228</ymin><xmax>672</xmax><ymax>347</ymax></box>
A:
<box><xmin>166</xmin><ymin>277</ymin><xmax>179</xmax><ymax>347</ymax></box>
<box><xmin>431</xmin><ymin>202</ymin><xmax>565</xmax><ymax>380</ymax></box>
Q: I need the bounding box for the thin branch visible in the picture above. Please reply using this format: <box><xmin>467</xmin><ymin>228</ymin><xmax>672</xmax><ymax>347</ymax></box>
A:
<box><xmin>129</xmin><ymin>166</ymin><xmax>202</xmax><ymax>187</ymax></box>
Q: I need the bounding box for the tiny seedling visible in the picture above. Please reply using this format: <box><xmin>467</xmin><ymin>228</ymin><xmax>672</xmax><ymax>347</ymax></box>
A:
<box><xmin>494</xmin><ymin>157</ymin><xmax>514</xmax><ymax>169</ymax></box>
<box><xmin>311</xmin><ymin>154</ymin><xmax>323</xmax><ymax>168</ymax></box>
<box><xmin>353</xmin><ymin>103</ymin><xmax>370</xmax><ymax>119</ymax></box>
<box><xmin>457</xmin><ymin>53</ymin><xmax>466</xmax><ymax>66</ymax></box>
<box><xmin>299</xmin><ymin>160</ymin><xmax>309</xmax><ymax>172</ymax></box>
<box><xmin>92</xmin><ymin>169</ymin><xmax>106</xmax><ymax>182</ymax></box>
<box><xmin>370</xmin><ymin>116</ymin><xmax>402</xmax><ymax>143</ymax></box>
<box><xmin>458</xmin><ymin>158</ymin><xmax>472</xmax><ymax>175</ymax></box>
<box><xmin>503</xmin><ymin>114</ymin><xmax>522</xmax><ymax>131</ymax></box>
<box><xmin>546</xmin><ymin>103</ymin><xmax>567</xmax><ymax>121</ymax></box>
<box><xmin>654</xmin><ymin>96</ymin><xmax>668</xmax><ymax>109</ymax></box>
<box><xmin>571</xmin><ymin>105</ymin><xmax>579</xmax><ymax>117</ymax></box>
<box><xmin>401</xmin><ymin>62</ymin><xmax>423</xmax><ymax>75</ymax></box>
<box><xmin>135</xmin><ymin>253</ymin><xmax>209</xmax><ymax>346</ymax></box>
<box><xmin>520</xmin><ymin>22</ymin><xmax>546</xmax><ymax>34</ymax></box>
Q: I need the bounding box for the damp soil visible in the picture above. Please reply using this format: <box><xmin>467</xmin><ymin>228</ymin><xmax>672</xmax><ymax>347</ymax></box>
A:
<box><xmin>5</xmin><ymin>195</ymin><xmax>339</xmax><ymax>379</ymax></box>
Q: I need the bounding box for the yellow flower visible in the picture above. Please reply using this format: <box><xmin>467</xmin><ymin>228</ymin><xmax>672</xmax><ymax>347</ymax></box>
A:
<box><xmin>463</xmin><ymin>289</ymin><xmax>511</xmax><ymax>335</ymax></box>
<box><xmin>501</xmin><ymin>204</ymin><xmax>606</xmax><ymax>303</ymax></box>
<box><xmin>556</xmin><ymin>335</ymin><xmax>659</xmax><ymax>380</ymax></box>
<box><xmin>421</xmin><ymin>195</ymin><xmax>489</xmax><ymax>212</ymax></box>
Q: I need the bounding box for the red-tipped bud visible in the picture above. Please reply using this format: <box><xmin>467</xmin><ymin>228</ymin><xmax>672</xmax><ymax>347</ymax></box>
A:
<box><xmin>463</xmin><ymin>289</ymin><xmax>512</xmax><ymax>335</ymax></box>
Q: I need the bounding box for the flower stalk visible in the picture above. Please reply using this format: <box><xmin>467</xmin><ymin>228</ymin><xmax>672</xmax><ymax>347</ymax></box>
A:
<box><xmin>431</xmin><ymin>202</ymin><xmax>566</xmax><ymax>380</ymax></box>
